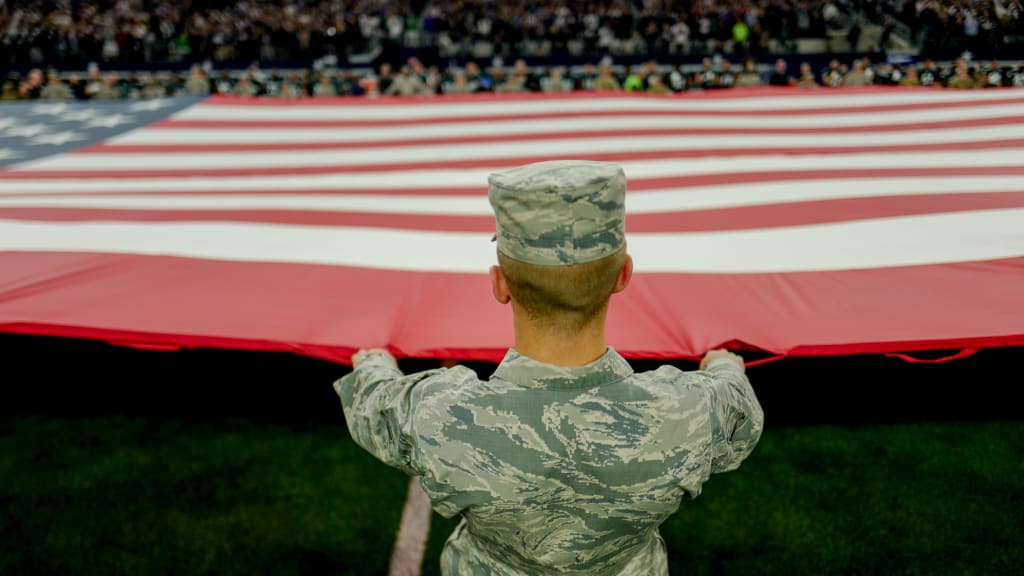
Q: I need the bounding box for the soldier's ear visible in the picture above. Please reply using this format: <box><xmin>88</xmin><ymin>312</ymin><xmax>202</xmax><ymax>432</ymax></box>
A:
<box><xmin>612</xmin><ymin>254</ymin><xmax>633</xmax><ymax>295</ymax></box>
<box><xmin>490</xmin><ymin>265</ymin><xmax>511</xmax><ymax>304</ymax></box>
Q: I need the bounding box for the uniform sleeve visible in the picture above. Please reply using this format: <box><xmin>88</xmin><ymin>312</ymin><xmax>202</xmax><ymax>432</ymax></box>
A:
<box><xmin>703</xmin><ymin>357</ymin><xmax>764</xmax><ymax>474</ymax></box>
<box><xmin>332</xmin><ymin>355</ymin><xmax>441</xmax><ymax>477</ymax></box>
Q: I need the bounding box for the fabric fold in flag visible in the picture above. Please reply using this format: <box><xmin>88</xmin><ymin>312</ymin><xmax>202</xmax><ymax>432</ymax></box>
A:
<box><xmin>1</xmin><ymin>88</ymin><xmax>1023</xmax><ymax>362</ymax></box>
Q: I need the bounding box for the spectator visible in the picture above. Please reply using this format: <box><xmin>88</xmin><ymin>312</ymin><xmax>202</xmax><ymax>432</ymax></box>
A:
<box><xmin>497</xmin><ymin>69</ymin><xmax>528</xmax><ymax>93</ymax></box>
<box><xmin>947</xmin><ymin>65</ymin><xmax>976</xmax><ymax>89</ymax></box>
<box><xmin>184</xmin><ymin>65</ymin><xmax>211</xmax><ymax>95</ymax></box>
<box><xmin>572</xmin><ymin>63</ymin><xmax>599</xmax><ymax>91</ymax></box>
<box><xmin>593</xmin><ymin>63</ymin><xmax>621</xmax><ymax>91</ymax></box>
<box><xmin>231</xmin><ymin>75</ymin><xmax>258</xmax><ymax>96</ymax></box>
<box><xmin>843</xmin><ymin>59</ymin><xmax>871</xmax><ymax>86</ymax></box>
<box><xmin>899</xmin><ymin>66</ymin><xmax>921</xmax><ymax>86</ymax></box>
<box><xmin>81</xmin><ymin>66</ymin><xmax>102</xmax><ymax>99</ymax></box>
<box><xmin>18</xmin><ymin>69</ymin><xmax>44</xmax><ymax>99</ymax></box>
<box><xmin>94</xmin><ymin>72</ymin><xmax>122</xmax><ymax>100</ymax></box>
<box><xmin>424</xmin><ymin>66</ymin><xmax>443</xmax><ymax>95</ymax></box>
<box><xmin>279</xmin><ymin>71</ymin><xmax>305</xmax><ymax>98</ymax></box>
<box><xmin>697</xmin><ymin>57</ymin><xmax>718</xmax><ymax>89</ymax></box>
<box><xmin>917</xmin><ymin>59</ymin><xmax>942</xmax><ymax>87</ymax></box>
<box><xmin>665</xmin><ymin>63</ymin><xmax>689</xmax><ymax>91</ymax></box>
<box><xmin>982</xmin><ymin>60</ymin><xmax>1006</xmax><ymax>87</ymax></box>
<box><xmin>513</xmin><ymin>59</ymin><xmax>540</xmax><ymax>92</ymax></box>
<box><xmin>768</xmin><ymin>58</ymin><xmax>794</xmax><ymax>86</ymax></box>
<box><xmin>384</xmin><ymin>65</ymin><xmax>427</xmax><ymax>96</ymax></box>
<box><xmin>732</xmin><ymin>17</ymin><xmax>751</xmax><ymax>56</ymax></box>
<box><xmin>138</xmin><ymin>73</ymin><xmax>167</xmax><ymax>99</ymax></box>
<box><xmin>718</xmin><ymin>60</ymin><xmax>736</xmax><ymax>88</ymax></box>
<box><xmin>734</xmin><ymin>57</ymin><xmax>763</xmax><ymax>87</ymax></box>
<box><xmin>464</xmin><ymin>61</ymin><xmax>491</xmax><ymax>92</ymax></box>
<box><xmin>312</xmin><ymin>71</ymin><xmax>337</xmax><ymax>97</ymax></box>
<box><xmin>443</xmin><ymin>71</ymin><xmax>475</xmax><ymax>95</ymax></box>
<box><xmin>2</xmin><ymin>77</ymin><xmax>20</xmax><ymax>100</ymax></box>
<box><xmin>796</xmin><ymin>62</ymin><xmax>819</xmax><ymax>88</ymax></box>
<box><xmin>646</xmin><ymin>74</ymin><xmax>671</xmax><ymax>94</ymax></box>
<box><xmin>377</xmin><ymin>62</ymin><xmax>395</xmax><ymax>94</ymax></box>
<box><xmin>540</xmin><ymin>68</ymin><xmax>574</xmax><ymax>93</ymax></box>
<box><xmin>40</xmin><ymin>69</ymin><xmax>72</xmax><ymax>100</ymax></box>
<box><xmin>622</xmin><ymin>65</ymin><xmax>644</xmax><ymax>92</ymax></box>
<box><xmin>820</xmin><ymin>58</ymin><xmax>844</xmax><ymax>87</ymax></box>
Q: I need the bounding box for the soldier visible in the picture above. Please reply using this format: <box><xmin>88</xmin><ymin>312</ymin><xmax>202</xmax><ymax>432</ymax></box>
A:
<box><xmin>40</xmin><ymin>69</ymin><xmax>72</xmax><ymax>100</ymax></box>
<box><xmin>335</xmin><ymin>160</ymin><xmax>764</xmax><ymax>575</ymax></box>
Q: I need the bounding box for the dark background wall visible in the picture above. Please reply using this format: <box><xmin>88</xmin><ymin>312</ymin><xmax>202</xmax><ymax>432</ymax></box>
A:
<box><xmin>2</xmin><ymin>333</ymin><xmax>1019</xmax><ymax>427</ymax></box>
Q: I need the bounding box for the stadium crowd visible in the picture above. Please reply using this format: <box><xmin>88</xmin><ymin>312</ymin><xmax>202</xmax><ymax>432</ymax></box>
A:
<box><xmin>3</xmin><ymin>0</ymin><xmax>1022</xmax><ymax>68</ymax></box>
<box><xmin>3</xmin><ymin>54</ymin><xmax>1022</xmax><ymax>101</ymax></box>
<box><xmin>872</xmin><ymin>0</ymin><xmax>1024</xmax><ymax>55</ymax></box>
<box><xmin>3</xmin><ymin>1</ymin><xmax>1023</xmax><ymax>100</ymax></box>
<box><xmin>3</xmin><ymin>0</ymin><xmax>846</xmax><ymax>66</ymax></box>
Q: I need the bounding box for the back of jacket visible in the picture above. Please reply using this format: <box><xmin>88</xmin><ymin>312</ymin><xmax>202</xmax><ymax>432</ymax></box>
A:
<box><xmin>336</xmin><ymin>348</ymin><xmax>763</xmax><ymax>575</ymax></box>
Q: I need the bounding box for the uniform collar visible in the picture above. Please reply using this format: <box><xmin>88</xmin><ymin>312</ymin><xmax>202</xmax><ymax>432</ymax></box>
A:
<box><xmin>491</xmin><ymin>347</ymin><xmax>633</xmax><ymax>390</ymax></box>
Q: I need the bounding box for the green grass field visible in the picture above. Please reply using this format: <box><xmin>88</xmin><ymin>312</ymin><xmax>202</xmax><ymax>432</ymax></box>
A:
<box><xmin>2</xmin><ymin>336</ymin><xmax>1021</xmax><ymax>574</ymax></box>
<box><xmin>2</xmin><ymin>415</ymin><xmax>1021</xmax><ymax>575</ymax></box>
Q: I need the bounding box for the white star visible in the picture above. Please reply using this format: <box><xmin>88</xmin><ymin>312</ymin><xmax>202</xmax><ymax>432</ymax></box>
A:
<box><xmin>62</xmin><ymin>109</ymin><xmax>99</xmax><ymax>122</ymax></box>
<box><xmin>6</xmin><ymin>125</ymin><xmax>47</xmax><ymax>138</ymax></box>
<box><xmin>0</xmin><ymin>148</ymin><xmax>20</xmax><ymax>161</ymax></box>
<box><xmin>86</xmin><ymin>113</ymin><xmax>133</xmax><ymax>128</ymax></box>
<box><xmin>29</xmin><ymin>102</ymin><xmax>70</xmax><ymax>116</ymax></box>
<box><xmin>30</xmin><ymin>131</ymin><xmax>84</xmax><ymax>146</ymax></box>
<box><xmin>129</xmin><ymin>99</ymin><xmax>174</xmax><ymax>112</ymax></box>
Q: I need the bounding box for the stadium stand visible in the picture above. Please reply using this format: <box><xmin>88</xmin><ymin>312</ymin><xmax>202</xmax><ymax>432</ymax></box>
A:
<box><xmin>1</xmin><ymin>1</ymin><xmax>1022</xmax><ymax>99</ymax></box>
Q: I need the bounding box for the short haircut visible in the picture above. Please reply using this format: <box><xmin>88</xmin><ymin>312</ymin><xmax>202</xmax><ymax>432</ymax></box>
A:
<box><xmin>498</xmin><ymin>246</ymin><xmax>627</xmax><ymax>334</ymax></box>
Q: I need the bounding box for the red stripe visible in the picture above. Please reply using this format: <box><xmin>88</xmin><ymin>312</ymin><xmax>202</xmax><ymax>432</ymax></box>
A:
<box><xmin>2</xmin><ymin>251</ymin><xmax>1022</xmax><ymax>363</ymax></box>
<box><xmin>156</xmin><ymin>99</ymin><xmax>1024</xmax><ymax>129</ymax></box>
<box><xmin>0</xmin><ymin>187</ymin><xmax>488</xmax><ymax>198</ymax></box>
<box><xmin>2</xmin><ymin>171</ymin><xmax>1021</xmax><ymax>199</ymax></box>
<box><xmin>3</xmin><ymin>192</ymin><xmax>1022</xmax><ymax>232</ymax></box>
<box><xmin>196</xmin><ymin>86</ymin><xmax>1018</xmax><ymax>107</ymax></box>
<box><xmin>81</xmin><ymin>127</ymin><xmax>1024</xmax><ymax>154</ymax></box>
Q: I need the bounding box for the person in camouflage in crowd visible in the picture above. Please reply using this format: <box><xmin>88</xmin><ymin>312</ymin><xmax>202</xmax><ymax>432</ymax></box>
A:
<box><xmin>335</xmin><ymin>160</ymin><xmax>764</xmax><ymax>575</ymax></box>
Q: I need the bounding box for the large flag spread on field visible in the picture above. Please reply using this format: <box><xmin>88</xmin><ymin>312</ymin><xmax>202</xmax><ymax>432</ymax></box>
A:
<box><xmin>1</xmin><ymin>88</ymin><xmax>1023</xmax><ymax>364</ymax></box>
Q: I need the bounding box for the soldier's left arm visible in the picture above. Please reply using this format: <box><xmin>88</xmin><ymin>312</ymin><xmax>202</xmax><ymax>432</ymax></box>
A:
<box><xmin>332</xmin><ymin>351</ymin><xmax>442</xmax><ymax>476</ymax></box>
<box><xmin>703</xmin><ymin>358</ymin><xmax>765</xmax><ymax>474</ymax></box>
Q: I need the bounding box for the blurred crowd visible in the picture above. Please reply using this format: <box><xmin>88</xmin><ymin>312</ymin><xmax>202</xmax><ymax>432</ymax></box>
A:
<box><xmin>4</xmin><ymin>54</ymin><xmax>1021</xmax><ymax>101</ymax></box>
<box><xmin>3</xmin><ymin>1</ymin><xmax>1021</xmax><ymax>70</ymax></box>
<box><xmin>0</xmin><ymin>0</ymin><xmax>854</xmax><ymax>67</ymax></box>
<box><xmin>872</xmin><ymin>0</ymin><xmax>1024</xmax><ymax>55</ymax></box>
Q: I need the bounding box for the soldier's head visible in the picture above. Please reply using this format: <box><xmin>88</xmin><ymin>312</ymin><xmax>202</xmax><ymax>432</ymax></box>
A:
<box><xmin>488</xmin><ymin>160</ymin><xmax>632</xmax><ymax>334</ymax></box>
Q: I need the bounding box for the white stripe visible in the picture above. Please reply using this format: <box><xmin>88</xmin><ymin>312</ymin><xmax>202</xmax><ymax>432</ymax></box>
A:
<box><xmin>2</xmin><ymin>155</ymin><xmax>1022</xmax><ymax>195</ymax></box>
<box><xmin>115</xmin><ymin>105</ymin><xmax>1024</xmax><ymax>144</ymax></box>
<box><xmin>2</xmin><ymin>176</ymin><xmax>1022</xmax><ymax>214</ymax></box>
<box><xmin>2</xmin><ymin>208</ymin><xmax>1022</xmax><ymax>272</ymax></box>
<box><xmin>388</xmin><ymin>478</ymin><xmax>430</xmax><ymax>576</ymax></box>
<box><xmin>15</xmin><ymin>141</ymin><xmax>1024</xmax><ymax>172</ymax></box>
<box><xmin>178</xmin><ymin>91</ymin><xmax>1024</xmax><ymax>121</ymax></box>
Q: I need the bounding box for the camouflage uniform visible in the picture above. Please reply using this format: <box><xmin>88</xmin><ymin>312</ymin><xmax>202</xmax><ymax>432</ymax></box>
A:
<box><xmin>335</xmin><ymin>160</ymin><xmax>764</xmax><ymax>575</ymax></box>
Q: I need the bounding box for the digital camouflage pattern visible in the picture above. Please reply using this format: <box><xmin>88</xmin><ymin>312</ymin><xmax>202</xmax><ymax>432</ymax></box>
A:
<box><xmin>488</xmin><ymin>160</ymin><xmax>627</xmax><ymax>266</ymax></box>
<box><xmin>335</xmin><ymin>348</ymin><xmax>763</xmax><ymax>575</ymax></box>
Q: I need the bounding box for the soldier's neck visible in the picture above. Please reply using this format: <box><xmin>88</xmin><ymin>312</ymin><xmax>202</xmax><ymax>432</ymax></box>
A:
<box><xmin>512</xmin><ymin>309</ymin><xmax>609</xmax><ymax>367</ymax></box>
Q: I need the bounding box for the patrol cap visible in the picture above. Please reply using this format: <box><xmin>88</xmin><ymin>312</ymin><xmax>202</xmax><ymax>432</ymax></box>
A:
<box><xmin>488</xmin><ymin>160</ymin><xmax>626</xmax><ymax>266</ymax></box>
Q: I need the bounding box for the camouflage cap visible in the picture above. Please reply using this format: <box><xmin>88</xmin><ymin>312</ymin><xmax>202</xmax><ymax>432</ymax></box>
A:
<box><xmin>488</xmin><ymin>160</ymin><xmax>626</xmax><ymax>266</ymax></box>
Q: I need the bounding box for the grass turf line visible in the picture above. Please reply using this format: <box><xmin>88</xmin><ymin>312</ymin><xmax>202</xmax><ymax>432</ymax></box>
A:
<box><xmin>2</xmin><ymin>417</ymin><xmax>1022</xmax><ymax>575</ymax></box>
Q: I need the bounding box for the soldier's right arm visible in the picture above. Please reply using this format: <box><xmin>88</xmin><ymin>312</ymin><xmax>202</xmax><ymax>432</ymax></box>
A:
<box><xmin>701</xmin><ymin>353</ymin><xmax>764</xmax><ymax>474</ymax></box>
<box><xmin>333</xmin><ymin>352</ymin><xmax>442</xmax><ymax>476</ymax></box>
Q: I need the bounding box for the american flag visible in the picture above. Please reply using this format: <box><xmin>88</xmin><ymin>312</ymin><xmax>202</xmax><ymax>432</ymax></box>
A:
<box><xmin>1</xmin><ymin>88</ymin><xmax>1023</xmax><ymax>364</ymax></box>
